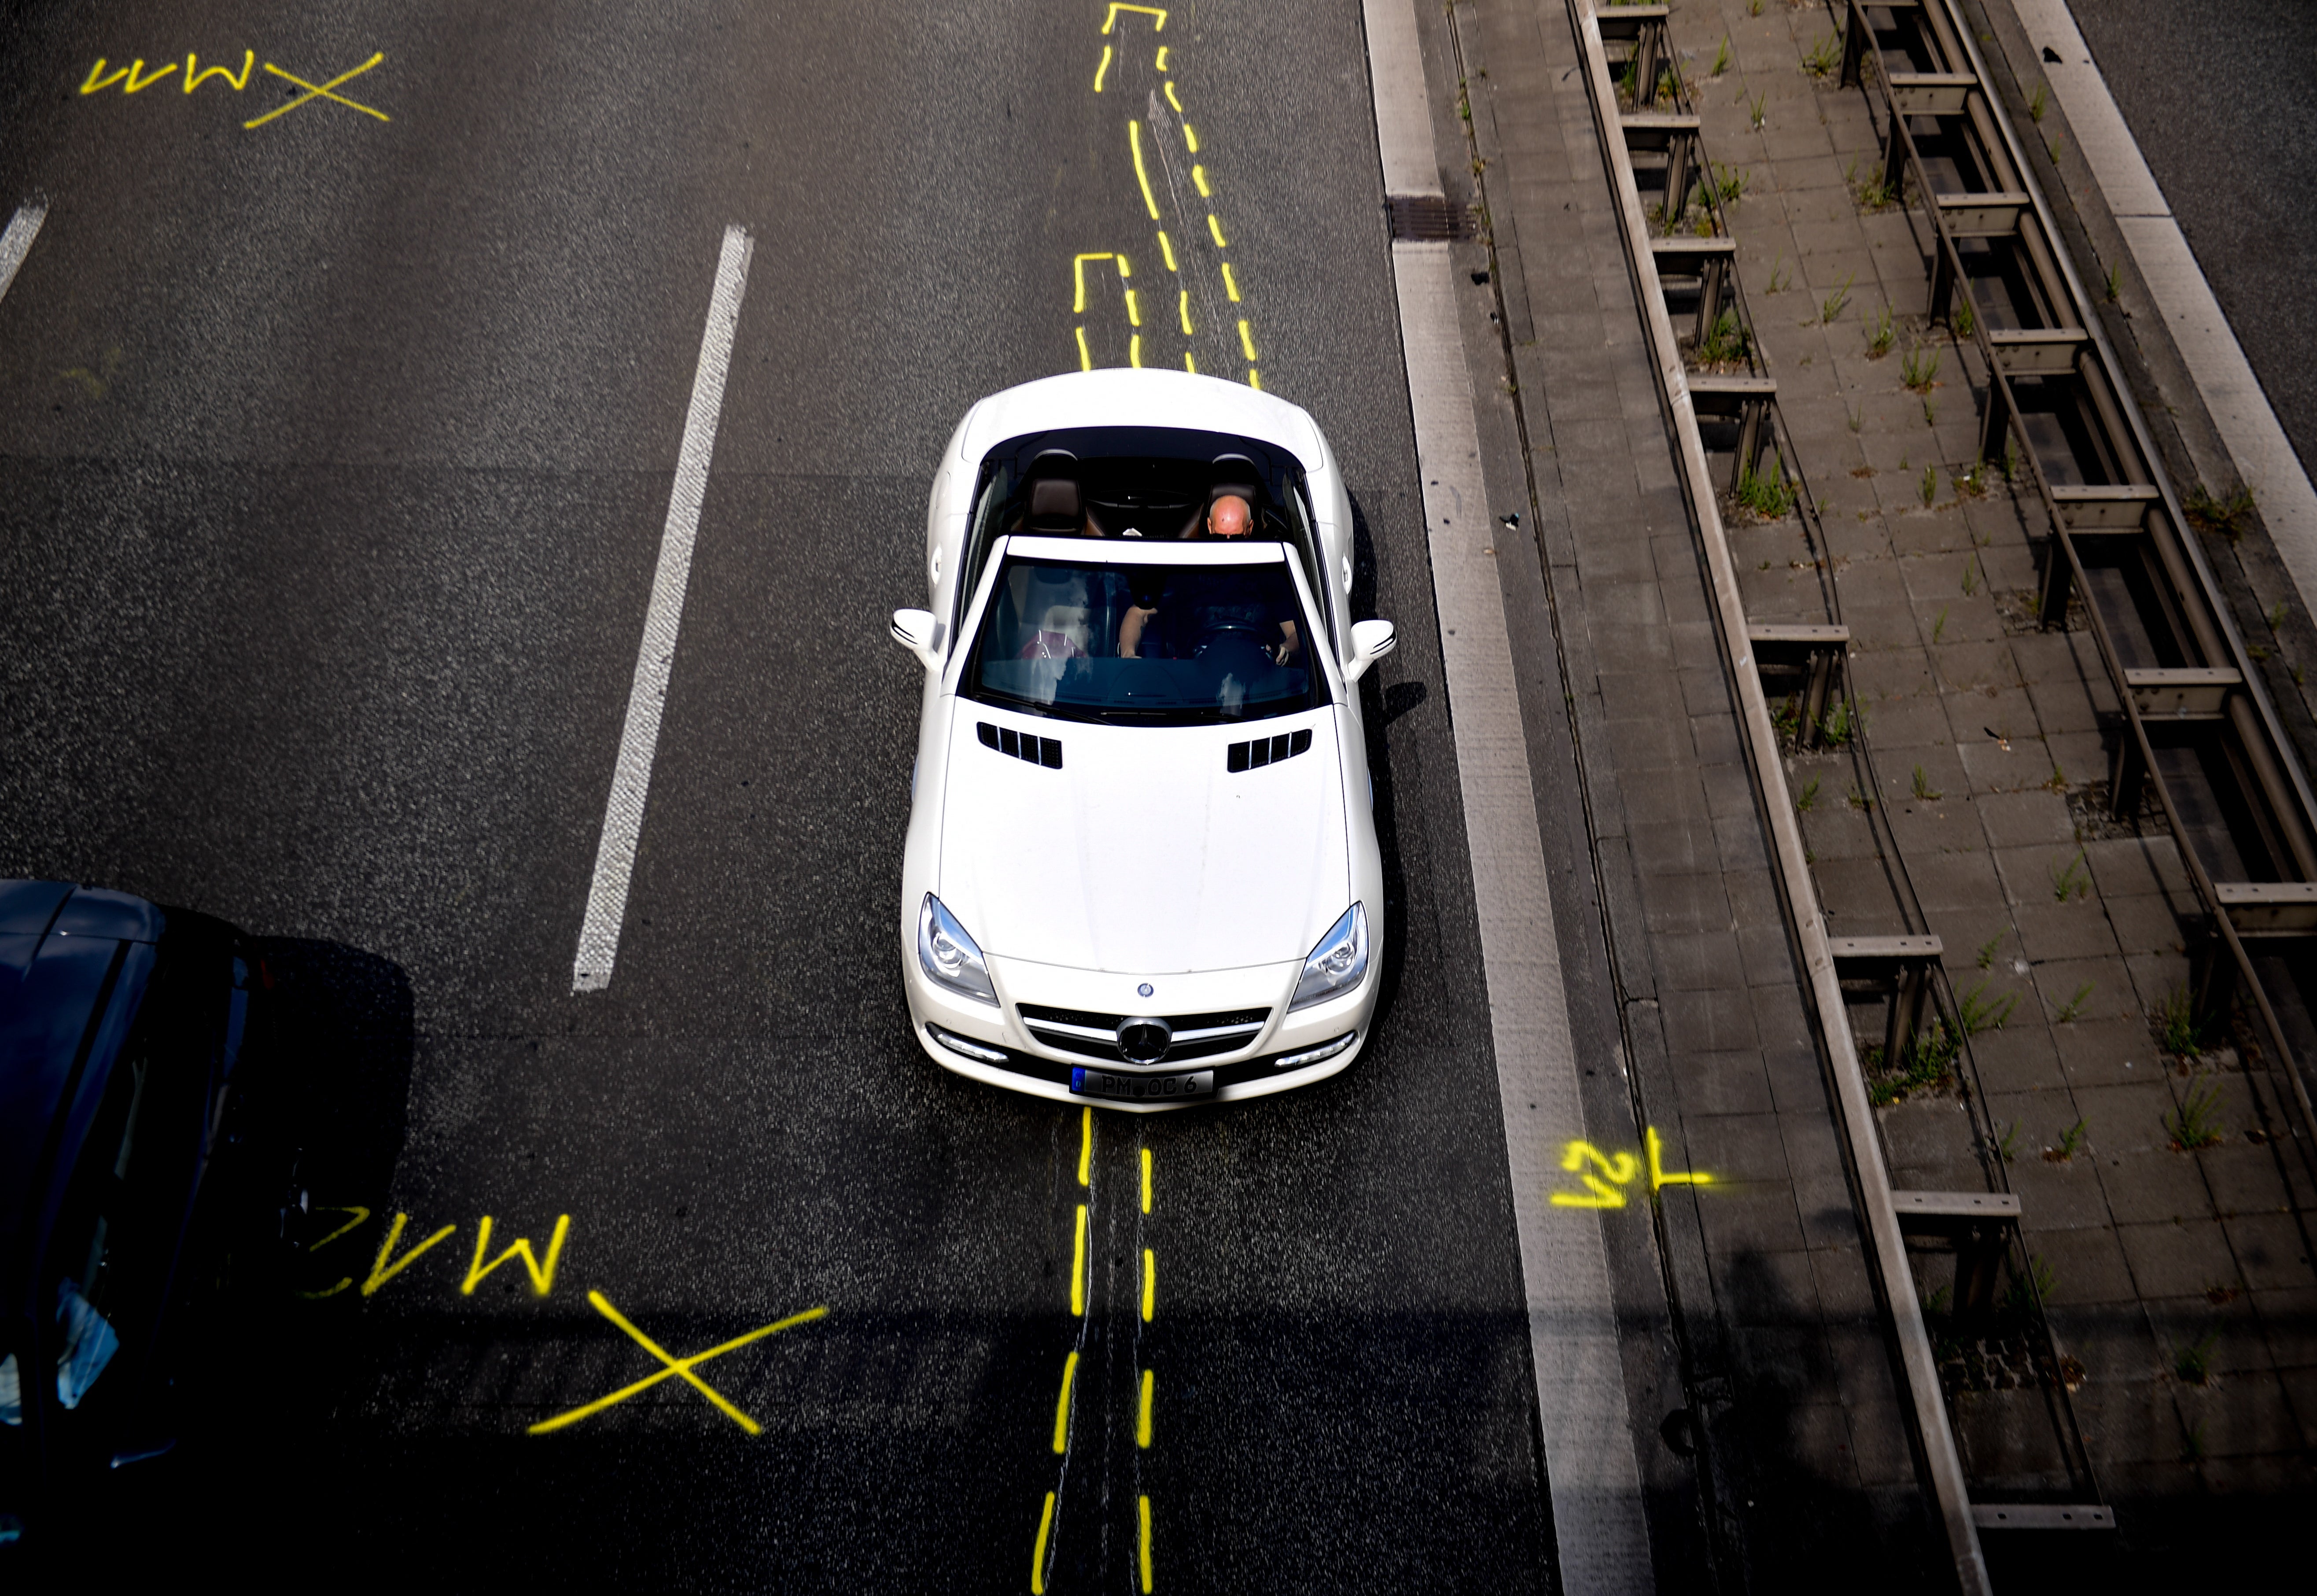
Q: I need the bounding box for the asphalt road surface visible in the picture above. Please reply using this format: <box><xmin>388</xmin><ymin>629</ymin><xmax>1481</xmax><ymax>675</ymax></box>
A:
<box><xmin>2065</xmin><ymin>0</ymin><xmax>2317</xmax><ymax>488</ymax></box>
<box><xmin>0</xmin><ymin>0</ymin><xmax>1554</xmax><ymax>1586</ymax></box>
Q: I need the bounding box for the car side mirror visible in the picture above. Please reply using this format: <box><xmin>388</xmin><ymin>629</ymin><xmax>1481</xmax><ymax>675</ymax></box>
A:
<box><xmin>891</xmin><ymin>608</ymin><xmax>944</xmax><ymax>671</ymax></box>
<box><xmin>1344</xmin><ymin>619</ymin><xmax>1397</xmax><ymax>683</ymax></box>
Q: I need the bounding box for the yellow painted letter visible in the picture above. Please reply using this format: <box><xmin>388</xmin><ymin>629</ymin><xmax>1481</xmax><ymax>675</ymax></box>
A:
<box><xmin>460</xmin><ymin>1213</ymin><xmax>571</xmax><ymax>1296</ymax></box>
<box><xmin>360</xmin><ymin>1212</ymin><xmax>457</xmax><ymax>1295</ymax></box>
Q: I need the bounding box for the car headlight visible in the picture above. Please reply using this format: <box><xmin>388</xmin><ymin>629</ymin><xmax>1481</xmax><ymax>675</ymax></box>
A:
<box><xmin>1289</xmin><ymin>903</ymin><xmax>1368</xmax><ymax>1011</ymax></box>
<box><xmin>917</xmin><ymin>893</ymin><xmax>998</xmax><ymax>1004</ymax></box>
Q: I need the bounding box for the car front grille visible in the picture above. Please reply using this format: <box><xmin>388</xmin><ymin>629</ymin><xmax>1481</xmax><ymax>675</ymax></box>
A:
<box><xmin>1016</xmin><ymin>1002</ymin><xmax>1271</xmax><ymax>1064</ymax></box>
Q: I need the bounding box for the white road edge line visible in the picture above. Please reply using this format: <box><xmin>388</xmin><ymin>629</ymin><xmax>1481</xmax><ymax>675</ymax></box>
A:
<box><xmin>2014</xmin><ymin>0</ymin><xmax>2317</xmax><ymax>610</ymax></box>
<box><xmin>572</xmin><ymin>224</ymin><xmax>754</xmax><ymax>994</ymax></box>
<box><xmin>0</xmin><ymin>199</ymin><xmax>48</xmax><ymax>303</ymax></box>
<box><xmin>1359</xmin><ymin>2</ymin><xmax>1653</xmax><ymax>1589</ymax></box>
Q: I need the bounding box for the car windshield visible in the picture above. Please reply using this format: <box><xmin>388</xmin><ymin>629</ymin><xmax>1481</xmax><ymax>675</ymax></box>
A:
<box><xmin>966</xmin><ymin>554</ymin><xmax>1323</xmax><ymax>726</ymax></box>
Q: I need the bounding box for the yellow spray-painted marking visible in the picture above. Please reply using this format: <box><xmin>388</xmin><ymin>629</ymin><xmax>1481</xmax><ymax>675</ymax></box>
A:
<box><xmin>1141</xmin><ymin>1247</ymin><xmax>1156</xmax><ymax>1321</ymax></box>
<box><xmin>297</xmin><ymin>1277</ymin><xmax>354</xmax><ymax>1299</ymax></box>
<box><xmin>1071</xmin><ymin>1204</ymin><xmax>1089</xmax><ymax>1316</ymax></box>
<box><xmin>1130</xmin><ymin>333</ymin><xmax>1143</xmax><ymax>368</ymax></box>
<box><xmin>1073</xmin><ymin>253</ymin><xmax>1114</xmax><ymax>313</ymax></box>
<box><xmin>527</xmin><ymin>1293</ymin><xmax>826</xmax><ymax>1436</ymax></box>
<box><xmin>1551</xmin><ymin>1140</ymin><xmax>1639</xmax><ymax>1209</ymax></box>
<box><xmin>1101</xmin><ymin>4</ymin><xmax>1168</xmax><ymax>33</ymax></box>
<box><xmin>1115</xmin><ymin>252</ymin><xmax>1132</xmax><ymax>278</ymax></box>
<box><xmin>186</xmin><ymin>51</ymin><xmax>254</xmax><ymax>92</ymax></box>
<box><xmin>1137</xmin><ymin>1367</ymin><xmax>1155</xmax><ymax>1446</ymax></box>
<box><xmin>1030</xmin><ymin>1491</ymin><xmax>1057</xmax><ymax>1594</ymax></box>
<box><xmin>1075</xmin><ymin>326</ymin><xmax>1093</xmax><ymax>371</ymax></box>
<box><xmin>1246</xmin><ymin>368</ymin><xmax>1261</xmax><ymax>390</ymax></box>
<box><xmin>1051</xmin><ymin>1349</ymin><xmax>1080</xmax><ymax>1452</ymax></box>
<box><xmin>1129</xmin><ymin>121</ymin><xmax>1162</xmax><ymax>221</ymax></box>
<box><xmin>1183</xmin><ymin>352</ymin><xmax>1197</xmax><ymax>373</ymax></box>
<box><xmin>125</xmin><ymin>59</ymin><xmax>180</xmax><ymax>92</ymax></box>
<box><xmin>1206</xmin><ymin>213</ymin><xmax>1228</xmax><ymax>248</ymax></box>
<box><xmin>1164</xmin><ymin>80</ymin><xmax>1184</xmax><ymax>114</ymax></box>
<box><xmin>1647</xmin><ymin>1126</ymin><xmax>1713</xmax><ymax>1192</ymax></box>
<box><xmin>1093</xmin><ymin>44</ymin><xmax>1114</xmax><ymax>92</ymax></box>
<box><xmin>1157</xmin><ymin>231</ymin><xmax>1178</xmax><ymax>272</ymax></box>
<box><xmin>1236</xmin><ymin>319</ymin><xmax>1258</xmax><ymax>362</ymax></box>
<box><xmin>1138</xmin><ymin>1494</ymin><xmax>1156</xmax><ymax>1592</ymax></box>
<box><xmin>307</xmin><ymin>1204</ymin><xmax>372</xmax><ymax>1251</ymax></box>
<box><xmin>1078</xmin><ymin>1105</ymin><xmax>1093</xmax><ymax>1186</ymax></box>
<box><xmin>1176</xmin><ymin>290</ymin><xmax>1193</xmax><ymax>336</ymax></box>
<box><xmin>360</xmin><ymin>1212</ymin><xmax>457</xmax><ymax>1296</ymax></box>
<box><xmin>1190</xmin><ymin>164</ymin><xmax>1210</xmax><ymax>199</ymax></box>
<box><xmin>243</xmin><ymin>53</ymin><xmax>389</xmax><ymax>130</ymax></box>
<box><xmin>1124</xmin><ymin>288</ymin><xmax>1143</xmax><ymax>327</ymax></box>
<box><xmin>1141</xmin><ymin>1147</ymin><xmax>1154</xmax><ymax>1213</ymax></box>
<box><xmin>1182</xmin><ymin>122</ymin><xmax>1199</xmax><ymax>153</ymax></box>
<box><xmin>80</xmin><ymin>60</ymin><xmax>133</xmax><ymax>94</ymax></box>
<box><xmin>1155</xmin><ymin>45</ymin><xmax>1170</xmax><ymax>69</ymax></box>
<box><xmin>1221</xmin><ymin>262</ymin><xmax>1242</xmax><ymax>302</ymax></box>
<box><xmin>460</xmin><ymin>1213</ymin><xmax>571</xmax><ymax>1297</ymax></box>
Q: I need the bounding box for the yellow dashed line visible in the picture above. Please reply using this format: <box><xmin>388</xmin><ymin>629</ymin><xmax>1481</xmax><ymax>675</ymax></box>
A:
<box><xmin>1072</xmin><ymin>253</ymin><xmax>1115</xmax><ymax>313</ymax></box>
<box><xmin>1125</xmin><ymin>288</ymin><xmax>1142</xmax><ymax>327</ymax></box>
<box><xmin>1141</xmin><ymin>1247</ymin><xmax>1156</xmax><ymax>1321</ymax></box>
<box><xmin>1138</xmin><ymin>1367</ymin><xmax>1155</xmax><ymax>1446</ymax></box>
<box><xmin>1237</xmin><ymin>319</ymin><xmax>1258</xmax><ymax>361</ymax></box>
<box><xmin>1206</xmin><ymin>213</ymin><xmax>1228</xmax><ymax>248</ymax></box>
<box><xmin>1075</xmin><ymin>326</ymin><xmax>1092</xmax><ymax>372</ymax></box>
<box><xmin>1164</xmin><ymin>80</ymin><xmax>1184</xmax><ymax>114</ymax></box>
<box><xmin>1221</xmin><ymin>262</ymin><xmax>1241</xmax><ymax>302</ymax></box>
<box><xmin>1139</xmin><ymin>1495</ymin><xmax>1156</xmax><ymax>1592</ymax></box>
<box><xmin>1246</xmin><ymin>368</ymin><xmax>1261</xmax><ymax>390</ymax></box>
<box><xmin>1177</xmin><ymin>290</ymin><xmax>1193</xmax><ymax>336</ymax></box>
<box><xmin>1182</xmin><ymin>122</ymin><xmax>1199</xmax><ymax>153</ymax></box>
<box><xmin>1116</xmin><ymin>252</ymin><xmax>1132</xmax><ymax>278</ymax></box>
<box><xmin>1191</xmin><ymin>164</ymin><xmax>1210</xmax><ymax>198</ymax></box>
<box><xmin>1072</xmin><ymin>1205</ymin><xmax>1089</xmax><ymax>1316</ymax></box>
<box><xmin>1052</xmin><ymin>1350</ymin><xmax>1080</xmax><ymax>1452</ymax></box>
<box><xmin>1094</xmin><ymin>45</ymin><xmax>1113</xmax><ymax>91</ymax></box>
<box><xmin>1129</xmin><ymin>121</ymin><xmax>1162</xmax><ymax>220</ymax></box>
<box><xmin>1157</xmin><ymin>230</ymin><xmax>1178</xmax><ymax>272</ymax></box>
<box><xmin>1155</xmin><ymin>45</ymin><xmax>1170</xmax><ymax>69</ymax></box>
<box><xmin>1078</xmin><ymin>1105</ymin><xmax>1093</xmax><ymax>1185</ymax></box>
<box><xmin>1183</xmin><ymin>352</ymin><xmax>1197</xmax><ymax>373</ymax></box>
<box><xmin>1031</xmin><ymin>1492</ymin><xmax>1057</xmax><ymax>1593</ymax></box>
<box><xmin>1130</xmin><ymin>333</ymin><xmax>1144</xmax><ymax>367</ymax></box>
<box><xmin>1141</xmin><ymin>1147</ymin><xmax>1154</xmax><ymax>1213</ymax></box>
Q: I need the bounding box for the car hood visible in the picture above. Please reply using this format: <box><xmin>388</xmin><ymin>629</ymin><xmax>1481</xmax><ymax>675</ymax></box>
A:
<box><xmin>938</xmin><ymin>711</ymin><xmax>1348</xmax><ymax>974</ymax></box>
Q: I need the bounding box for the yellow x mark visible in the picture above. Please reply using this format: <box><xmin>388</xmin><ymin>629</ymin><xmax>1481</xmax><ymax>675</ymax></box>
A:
<box><xmin>528</xmin><ymin>1290</ymin><xmax>827</xmax><ymax>1436</ymax></box>
<box><xmin>243</xmin><ymin>53</ymin><xmax>390</xmax><ymax>131</ymax></box>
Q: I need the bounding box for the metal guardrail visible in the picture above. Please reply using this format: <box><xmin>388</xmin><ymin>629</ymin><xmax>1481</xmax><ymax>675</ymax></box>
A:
<box><xmin>1565</xmin><ymin>4</ymin><xmax>1994</xmax><ymax>1588</ymax></box>
<box><xmin>1837</xmin><ymin>0</ymin><xmax>2317</xmax><ymax>1180</ymax></box>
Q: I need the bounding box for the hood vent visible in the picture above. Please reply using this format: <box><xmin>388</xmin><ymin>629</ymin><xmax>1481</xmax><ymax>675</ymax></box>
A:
<box><xmin>979</xmin><ymin>721</ymin><xmax>1063</xmax><ymax>769</ymax></box>
<box><xmin>1227</xmin><ymin>728</ymin><xmax>1312</xmax><ymax>773</ymax></box>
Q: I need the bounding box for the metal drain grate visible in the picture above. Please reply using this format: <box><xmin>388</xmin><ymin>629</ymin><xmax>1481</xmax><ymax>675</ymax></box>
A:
<box><xmin>1385</xmin><ymin>193</ymin><xmax>1476</xmax><ymax>241</ymax></box>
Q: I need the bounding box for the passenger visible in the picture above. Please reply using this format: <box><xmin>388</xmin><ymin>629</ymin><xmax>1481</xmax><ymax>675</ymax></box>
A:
<box><xmin>1119</xmin><ymin>496</ymin><xmax>1300</xmax><ymax>665</ymax></box>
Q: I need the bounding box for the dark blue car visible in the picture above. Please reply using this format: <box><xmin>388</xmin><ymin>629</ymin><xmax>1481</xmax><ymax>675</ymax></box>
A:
<box><xmin>0</xmin><ymin>880</ymin><xmax>270</xmax><ymax>1535</ymax></box>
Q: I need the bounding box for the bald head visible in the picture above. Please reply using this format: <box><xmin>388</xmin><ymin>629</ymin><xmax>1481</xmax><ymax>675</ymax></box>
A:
<box><xmin>1207</xmin><ymin>494</ymin><xmax>1252</xmax><ymax>538</ymax></box>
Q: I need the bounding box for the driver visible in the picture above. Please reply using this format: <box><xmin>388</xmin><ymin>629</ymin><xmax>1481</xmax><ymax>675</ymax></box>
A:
<box><xmin>1117</xmin><ymin>495</ymin><xmax>1302</xmax><ymax>665</ymax></box>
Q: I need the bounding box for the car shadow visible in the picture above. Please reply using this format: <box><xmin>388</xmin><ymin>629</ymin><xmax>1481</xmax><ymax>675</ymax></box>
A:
<box><xmin>1348</xmin><ymin>489</ymin><xmax>1413</xmax><ymax>1030</ymax></box>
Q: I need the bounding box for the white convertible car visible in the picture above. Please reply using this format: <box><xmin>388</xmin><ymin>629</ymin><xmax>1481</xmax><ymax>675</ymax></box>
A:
<box><xmin>892</xmin><ymin>369</ymin><xmax>1395</xmax><ymax>1109</ymax></box>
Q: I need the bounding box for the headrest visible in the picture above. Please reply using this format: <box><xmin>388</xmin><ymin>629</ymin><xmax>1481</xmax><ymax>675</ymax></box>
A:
<box><xmin>1026</xmin><ymin>477</ymin><xmax>1082</xmax><ymax>531</ymax></box>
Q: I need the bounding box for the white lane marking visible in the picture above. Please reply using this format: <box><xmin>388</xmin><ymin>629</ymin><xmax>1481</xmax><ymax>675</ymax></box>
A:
<box><xmin>0</xmin><ymin>199</ymin><xmax>48</xmax><ymax>304</ymax></box>
<box><xmin>2011</xmin><ymin>0</ymin><xmax>2317</xmax><ymax>612</ymax></box>
<box><xmin>572</xmin><ymin>224</ymin><xmax>754</xmax><ymax>993</ymax></box>
<box><xmin>1364</xmin><ymin>5</ymin><xmax>1653</xmax><ymax>1588</ymax></box>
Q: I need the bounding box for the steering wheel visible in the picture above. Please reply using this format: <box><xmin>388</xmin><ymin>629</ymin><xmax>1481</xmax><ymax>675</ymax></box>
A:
<box><xmin>1193</xmin><ymin>622</ymin><xmax>1274</xmax><ymax>675</ymax></box>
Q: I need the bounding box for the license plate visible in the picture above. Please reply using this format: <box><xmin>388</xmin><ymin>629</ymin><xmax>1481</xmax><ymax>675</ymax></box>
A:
<box><xmin>1071</xmin><ymin>1067</ymin><xmax>1215</xmax><ymax>1101</ymax></box>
